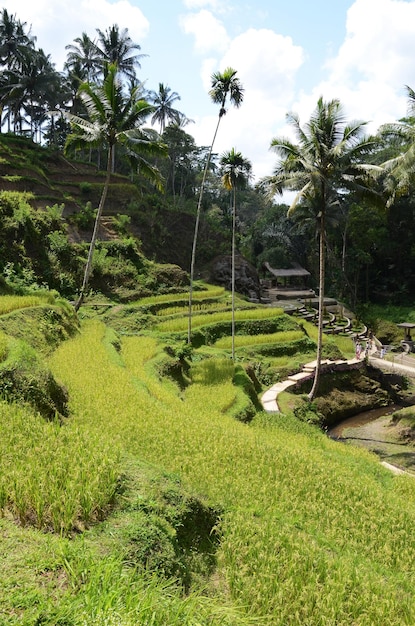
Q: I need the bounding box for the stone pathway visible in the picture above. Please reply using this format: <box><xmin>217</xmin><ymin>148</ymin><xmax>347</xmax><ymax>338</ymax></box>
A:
<box><xmin>260</xmin><ymin>350</ymin><xmax>415</xmax><ymax>477</ymax></box>
<box><xmin>261</xmin><ymin>356</ymin><xmax>364</xmax><ymax>413</ymax></box>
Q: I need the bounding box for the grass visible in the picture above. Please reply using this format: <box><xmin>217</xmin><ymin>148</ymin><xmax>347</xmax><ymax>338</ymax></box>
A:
<box><xmin>3</xmin><ymin>293</ymin><xmax>415</xmax><ymax>624</ymax></box>
<box><xmin>0</xmin><ymin>400</ymin><xmax>119</xmax><ymax>534</ymax></box>
<box><xmin>43</xmin><ymin>320</ymin><xmax>415</xmax><ymax>624</ymax></box>
<box><xmin>135</xmin><ymin>284</ymin><xmax>225</xmax><ymax>306</ymax></box>
<box><xmin>215</xmin><ymin>329</ymin><xmax>304</xmax><ymax>349</ymax></box>
<box><xmin>0</xmin><ymin>293</ymin><xmax>56</xmax><ymax>315</ymax></box>
<box><xmin>155</xmin><ymin>301</ymin><xmax>232</xmax><ymax>316</ymax></box>
<box><xmin>155</xmin><ymin>307</ymin><xmax>284</xmax><ymax>332</ymax></box>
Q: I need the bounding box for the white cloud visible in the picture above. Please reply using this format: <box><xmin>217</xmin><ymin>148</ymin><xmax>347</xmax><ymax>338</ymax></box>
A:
<box><xmin>183</xmin><ymin>0</ymin><xmax>224</xmax><ymax>10</ymax></box>
<box><xmin>191</xmin><ymin>27</ymin><xmax>304</xmax><ymax>180</ymax></box>
<box><xmin>6</xmin><ymin>0</ymin><xmax>149</xmax><ymax>70</ymax></box>
<box><xmin>180</xmin><ymin>10</ymin><xmax>230</xmax><ymax>55</ymax></box>
<box><xmin>293</xmin><ymin>0</ymin><xmax>415</xmax><ymax>133</ymax></box>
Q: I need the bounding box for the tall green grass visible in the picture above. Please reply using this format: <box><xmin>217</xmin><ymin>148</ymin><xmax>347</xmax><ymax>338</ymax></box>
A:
<box><xmin>136</xmin><ymin>285</ymin><xmax>225</xmax><ymax>306</ymax></box>
<box><xmin>0</xmin><ymin>401</ymin><xmax>119</xmax><ymax>534</ymax></box>
<box><xmin>155</xmin><ymin>301</ymin><xmax>231</xmax><ymax>316</ymax></box>
<box><xmin>0</xmin><ymin>293</ymin><xmax>55</xmax><ymax>315</ymax></box>
<box><xmin>44</xmin><ymin>320</ymin><xmax>415</xmax><ymax>624</ymax></box>
<box><xmin>0</xmin><ymin>330</ymin><xmax>8</xmax><ymax>361</ymax></box>
<box><xmin>215</xmin><ymin>329</ymin><xmax>304</xmax><ymax>349</ymax></box>
<box><xmin>156</xmin><ymin>307</ymin><xmax>284</xmax><ymax>332</ymax></box>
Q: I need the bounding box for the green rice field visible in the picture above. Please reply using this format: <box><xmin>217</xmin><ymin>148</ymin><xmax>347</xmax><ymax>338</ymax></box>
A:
<box><xmin>1</xmin><ymin>293</ymin><xmax>415</xmax><ymax>625</ymax></box>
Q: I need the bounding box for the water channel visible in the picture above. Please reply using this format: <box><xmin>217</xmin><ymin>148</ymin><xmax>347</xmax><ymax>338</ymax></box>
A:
<box><xmin>328</xmin><ymin>404</ymin><xmax>415</xmax><ymax>472</ymax></box>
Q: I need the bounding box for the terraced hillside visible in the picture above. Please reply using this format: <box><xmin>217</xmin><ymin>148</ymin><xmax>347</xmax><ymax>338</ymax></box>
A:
<box><xmin>1</xmin><ymin>289</ymin><xmax>415</xmax><ymax>625</ymax></box>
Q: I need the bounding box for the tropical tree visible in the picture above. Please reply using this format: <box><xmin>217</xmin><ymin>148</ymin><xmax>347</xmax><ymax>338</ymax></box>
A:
<box><xmin>64</xmin><ymin>63</ymin><xmax>167</xmax><ymax>310</ymax></box>
<box><xmin>0</xmin><ymin>9</ymin><xmax>36</xmax><ymax>131</ymax></box>
<box><xmin>95</xmin><ymin>25</ymin><xmax>145</xmax><ymax>82</ymax></box>
<box><xmin>0</xmin><ymin>9</ymin><xmax>35</xmax><ymax>71</ymax></box>
<box><xmin>161</xmin><ymin>124</ymin><xmax>199</xmax><ymax>199</ymax></box>
<box><xmin>65</xmin><ymin>32</ymin><xmax>101</xmax><ymax>84</ymax></box>
<box><xmin>188</xmin><ymin>67</ymin><xmax>244</xmax><ymax>343</ymax></box>
<box><xmin>380</xmin><ymin>85</ymin><xmax>415</xmax><ymax>201</ymax></box>
<box><xmin>220</xmin><ymin>148</ymin><xmax>252</xmax><ymax>360</ymax></box>
<box><xmin>264</xmin><ymin>97</ymin><xmax>381</xmax><ymax>399</ymax></box>
<box><xmin>1</xmin><ymin>47</ymin><xmax>62</xmax><ymax>139</ymax></box>
<box><xmin>148</xmin><ymin>82</ymin><xmax>182</xmax><ymax>133</ymax></box>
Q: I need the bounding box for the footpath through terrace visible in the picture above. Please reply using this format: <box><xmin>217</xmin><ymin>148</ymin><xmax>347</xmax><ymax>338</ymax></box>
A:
<box><xmin>261</xmin><ymin>356</ymin><xmax>365</xmax><ymax>413</ymax></box>
<box><xmin>261</xmin><ymin>348</ymin><xmax>415</xmax><ymax>414</ymax></box>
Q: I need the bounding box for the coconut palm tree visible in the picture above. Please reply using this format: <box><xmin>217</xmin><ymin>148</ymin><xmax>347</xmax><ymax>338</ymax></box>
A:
<box><xmin>148</xmin><ymin>82</ymin><xmax>183</xmax><ymax>133</ymax></box>
<box><xmin>220</xmin><ymin>148</ymin><xmax>252</xmax><ymax>360</ymax></box>
<box><xmin>264</xmin><ymin>97</ymin><xmax>381</xmax><ymax>399</ymax></box>
<box><xmin>380</xmin><ymin>85</ymin><xmax>415</xmax><ymax>202</ymax></box>
<box><xmin>64</xmin><ymin>63</ymin><xmax>167</xmax><ymax>310</ymax></box>
<box><xmin>2</xmin><ymin>47</ymin><xmax>61</xmax><ymax>139</ymax></box>
<box><xmin>65</xmin><ymin>32</ymin><xmax>101</xmax><ymax>84</ymax></box>
<box><xmin>0</xmin><ymin>9</ymin><xmax>35</xmax><ymax>70</ymax></box>
<box><xmin>0</xmin><ymin>9</ymin><xmax>36</xmax><ymax>131</ymax></box>
<box><xmin>188</xmin><ymin>67</ymin><xmax>244</xmax><ymax>343</ymax></box>
<box><xmin>95</xmin><ymin>25</ymin><xmax>146</xmax><ymax>82</ymax></box>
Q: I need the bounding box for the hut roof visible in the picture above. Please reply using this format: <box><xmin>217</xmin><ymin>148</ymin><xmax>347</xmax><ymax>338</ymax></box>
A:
<box><xmin>264</xmin><ymin>262</ymin><xmax>310</xmax><ymax>278</ymax></box>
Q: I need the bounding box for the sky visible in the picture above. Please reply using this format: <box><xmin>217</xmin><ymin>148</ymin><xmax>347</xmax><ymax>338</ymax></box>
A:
<box><xmin>5</xmin><ymin>0</ymin><xmax>415</xmax><ymax>180</ymax></box>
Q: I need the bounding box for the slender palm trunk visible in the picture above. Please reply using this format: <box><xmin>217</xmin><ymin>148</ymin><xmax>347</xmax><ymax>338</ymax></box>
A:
<box><xmin>231</xmin><ymin>187</ymin><xmax>236</xmax><ymax>361</ymax></box>
<box><xmin>187</xmin><ymin>115</ymin><xmax>222</xmax><ymax>343</ymax></box>
<box><xmin>74</xmin><ymin>146</ymin><xmax>112</xmax><ymax>311</ymax></box>
<box><xmin>308</xmin><ymin>210</ymin><xmax>325</xmax><ymax>400</ymax></box>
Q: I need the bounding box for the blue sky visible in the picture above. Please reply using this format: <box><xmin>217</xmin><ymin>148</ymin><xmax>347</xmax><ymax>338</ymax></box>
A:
<box><xmin>7</xmin><ymin>0</ymin><xmax>415</xmax><ymax>179</ymax></box>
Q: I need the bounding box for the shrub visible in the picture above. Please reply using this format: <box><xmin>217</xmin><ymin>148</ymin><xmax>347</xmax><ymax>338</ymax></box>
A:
<box><xmin>0</xmin><ymin>338</ymin><xmax>68</xmax><ymax>419</ymax></box>
<box><xmin>79</xmin><ymin>181</ymin><xmax>92</xmax><ymax>194</ymax></box>
<box><xmin>72</xmin><ymin>201</ymin><xmax>96</xmax><ymax>229</ymax></box>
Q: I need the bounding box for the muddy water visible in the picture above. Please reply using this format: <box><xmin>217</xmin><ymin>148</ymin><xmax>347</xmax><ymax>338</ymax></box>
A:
<box><xmin>328</xmin><ymin>405</ymin><xmax>415</xmax><ymax>471</ymax></box>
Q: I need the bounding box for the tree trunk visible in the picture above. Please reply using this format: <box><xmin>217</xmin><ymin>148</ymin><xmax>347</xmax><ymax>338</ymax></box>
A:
<box><xmin>308</xmin><ymin>211</ymin><xmax>325</xmax><ymax>401</ymax></box>
<box><xmin>74</xmin><ymin>146</ymin><xmax>112</xmax><ymax>311</ymax></box>
<box><xmin>187</xmin><ymin>115</ymin><xmax>222</xmax><ymax>343</ymax></box>
<box><xmin>231</xmin><ymin>187</ymin><xmax>236</xmax><ymax>361</ymax></box>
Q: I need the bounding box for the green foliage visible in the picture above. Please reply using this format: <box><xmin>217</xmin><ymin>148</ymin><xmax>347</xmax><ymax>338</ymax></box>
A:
<box><xmin>0</xmin><ymin>332</ymin><xmax>8</xmax><ymax>363</ymax></box>
<box><xmin>0</xmin><ymin>302</ymin><xmax>79</xmax><ymax>354</ymax></box>
<box><xmin>292</xmin><ymin>396</ymin><xmax>322</xmax><ymax>425</ymax></box>
<box><xmin>249</xmin><ymin>336</ymin><xmax>316</xmax><ymax>357</ymax></box>
<box><xmin>137</xmin><ymin>285</ymin><xmax>225</xmax><ymax>307</ymax></box>
<box><xmin>0</xmin><ymin>337</ymin><xmax>68</xmax><ymax>419</ymax></box>
<box><xmin>112</xmin><ymin>213</ymin><xmax>131</xmax><ymax>235</ymax></box>
<box><xmin>45</xmin><ymin>203</ymin><xmax>65</xmax><ymax>220</ymax></box>
<box><xmin>71</xmin><ymin>201</ymin><xmax>96</xmax><ymax>229</ymax></box>
<box><xmin>79</xmin><ymin>181</ymin><xmax>92</xmax><ymax>194</ymax></box>
<box><xmin>372</xmin><ymin>319</ymin><xmax>402</xmax><ymax>345</ymax></box>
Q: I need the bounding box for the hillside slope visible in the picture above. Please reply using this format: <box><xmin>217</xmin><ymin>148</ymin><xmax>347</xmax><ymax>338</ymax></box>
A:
<box><xmin>0</xmin><ymin>134</ymin><xmax>227</xmax><ymax>271</ymax></box>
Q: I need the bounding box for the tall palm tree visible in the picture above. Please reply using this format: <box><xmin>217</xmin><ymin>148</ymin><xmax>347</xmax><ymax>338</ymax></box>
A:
<box><xmin>188</xmin><ymin>67</ymin><xmax>244</xmax><ymax>343</ymax></box>
<box><xmin>220</xmin><ymin>148</ymin><xmax>252</xmax><ymax>360</ymax></box>
<box><xmin>0</xmin><ymin>9</ymin><xmax>35</xmax><ymax>70</ymax></box>
<box><xmin>0</xmin><ymin>9</ymin><xmax>36</xmax><ymax>131</ymax></box>
<box><xmin>95</xmin><ymin>25</ymin><xmax>146</xmax><ymax>82</ymax></box>
<box><xmin>148</xmin><ymin>82</ymin><xmax>182</xmax><ymax>133</ymax></box>
<box><xmin>64</xmin><ymin>63</ymin><xmax>167</xmax><ymax>310</ymax></box>
<box><xmin>265</xmin><ymin>97</ymin><xmax>380</xmax><ymax>400</ymax></box>
<box><xmin>380</xmin><ymin>85</ymin><xmax>415</xmax><ymax>202</ymax></box>
<box><xmin>65</xmin><ymin>32</ymin><xmax>101</xmax><ymax>84</ymax></box>
<box><xmin>2</xmin><ymin>47</ymin><xmax>61</xmax><ymax>139</ymax></box>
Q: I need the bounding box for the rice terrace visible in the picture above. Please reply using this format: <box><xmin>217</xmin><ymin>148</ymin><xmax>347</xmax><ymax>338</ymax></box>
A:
<box><xmin>2</xmin><ymin>10</ymin><xmax>415</xmax><ymax>622</ymax></box>
<box><xmin>1</xmin><ymin>285</ymin><xmax>415</xmax><ymax>625</ymax></box>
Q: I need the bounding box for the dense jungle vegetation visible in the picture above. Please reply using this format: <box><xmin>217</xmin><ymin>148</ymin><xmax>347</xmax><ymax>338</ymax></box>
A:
<box><xmin>2</xmin><ymin>9</ymin><xmax>415</xmax><ymax>626</ymax></box>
